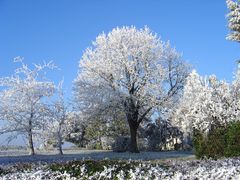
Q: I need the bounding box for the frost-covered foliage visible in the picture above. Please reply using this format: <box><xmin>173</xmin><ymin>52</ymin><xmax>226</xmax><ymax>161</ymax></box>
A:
<box><xmin>64</xmin><ymin>111</ymin><xmax>88</xmax><ymax>148</ymax></box>
<box><xmin>73</xmin><ymin>26</ymin><xmax>190</xmax><ymax>152</ymax></box>
<box><xmin>226</xmin><ymin>0</ymin><xmax>240</xmax><ymax>42</ymax></box>
<box><xmin>1</xmin><ymin>158</ymin><xmax>240</xmax><ymax>179</ymax></box>
<box><xmin>172</xmin><ymin>69</ymin><xmax>240</xmax><ymax>138</ymax></box>
<box><xmin>0</xmin><ymin>57</ymin><xmax>56</xmax><ymax>155</ymax></box>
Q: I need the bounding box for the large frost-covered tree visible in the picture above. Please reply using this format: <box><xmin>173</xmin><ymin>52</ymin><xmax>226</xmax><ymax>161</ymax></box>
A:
<box><xmin>226</xmin><ymin>0</ymin><xmax>240</xmax><ymax>42</ymax></box>
<box><xmin>73</xmin><ymin>26</ymin><xmax>189</xmax><ymax>152</ymax></box>
<box><xmin>0</xmin><ymin>58</ymin><xmax>55</xmax><ymax>155</ymax></box>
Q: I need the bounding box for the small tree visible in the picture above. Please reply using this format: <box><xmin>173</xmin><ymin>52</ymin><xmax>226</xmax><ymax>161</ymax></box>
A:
<box><xmin>73</xmin><ymin>26</ymin><xmax>189</xmax><ymax>152</ymax></box>
<box><xmin>226</xmin><ymin>0</ymin><xmax>240</xmax><ymax>42</ymax></box>
<box><xmin>0</xmin><ymin>57</ymin><xmax>55</xmax><ymax>155</ymax></box>
<box><xmin>42</xmin><ymin>82</ymin><xmax>69</xmax><ymax>155</ymax></box>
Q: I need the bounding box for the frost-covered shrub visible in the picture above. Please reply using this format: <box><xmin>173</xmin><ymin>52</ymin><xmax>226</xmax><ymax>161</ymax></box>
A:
<box><xmin>49</xmin><ymin>160</ymin><xmax>139</xmax><ymax>179</ymax></box>
<box><xmin>2</xmin><ymin>158</ymin><xmax>240</xmax><ymax>179</ymax></box>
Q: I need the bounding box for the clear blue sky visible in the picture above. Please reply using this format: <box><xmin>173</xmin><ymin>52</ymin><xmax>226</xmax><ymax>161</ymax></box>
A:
<box><xmin>0</xmin><ymin>0</ymin><xmax>240</xmax><ymax>94</ymax></box>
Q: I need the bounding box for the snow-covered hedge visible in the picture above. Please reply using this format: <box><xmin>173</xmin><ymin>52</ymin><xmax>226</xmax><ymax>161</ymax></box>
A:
<box><xmin>1</xmin><ymin>158</ymin><xmax>240</xmax><ymax>179</ymax></box>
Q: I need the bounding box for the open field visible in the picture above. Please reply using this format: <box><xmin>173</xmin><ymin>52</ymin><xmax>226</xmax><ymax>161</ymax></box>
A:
<box><xmin>0</xmin><ymin>150</ymin><xmax>194</xmax><ymax>165</ymax></box>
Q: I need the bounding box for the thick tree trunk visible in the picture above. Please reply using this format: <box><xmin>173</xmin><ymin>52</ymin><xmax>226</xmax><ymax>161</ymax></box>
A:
<box><xmin>28</xmin><ymin>130</ymin><xmax>35</xmax><ymax>155</ymax></box>
<box><xmin>124</xmin><ymin>97</ymin><xmax>141</xmax><ymax>153</ymax></box>
<box><xmin>129</xmin><ymin>124</ymin><xmax>139</xmax><ymax>153</ymax></box>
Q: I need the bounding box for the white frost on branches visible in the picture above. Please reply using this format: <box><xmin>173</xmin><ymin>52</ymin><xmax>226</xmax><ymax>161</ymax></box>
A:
<box><xmin>226</xmin><ymin>0</ymin><xmax>240</xmax><ymax>42</ymax></box>
<box><xmin>74</xmin><ymin>26</ymin><xmax>189</xmax><ymax>116</ymax></box>
<box><xmin>172</xmin><ymin>69</ymin><xmax>240</xmax><ymax>136</ymax></box>
<box><xmin>0</xmin><ymin>58</ymin><xmax>56</xmax><ymax>155</ymax></box>
<box><xmin>73</xmin><ymin>26</ymin><xmax>190</xmax><ymax>152</ymax></box>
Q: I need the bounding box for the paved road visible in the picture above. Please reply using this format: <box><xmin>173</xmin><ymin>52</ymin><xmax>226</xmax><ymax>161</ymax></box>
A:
<box><xmin>0</xmin><ymin>150</ymin><xmax>194</xmax><ymax>165</ymax></box>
